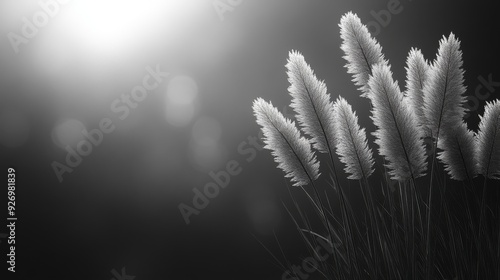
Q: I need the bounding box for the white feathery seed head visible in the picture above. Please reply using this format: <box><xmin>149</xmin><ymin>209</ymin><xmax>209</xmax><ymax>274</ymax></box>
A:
<box><xmin>423</xmin><ymin>33</ymin><xmax>467</xmax><ymax>141</ymax></box>
<box><xmin>369</xmin><ymin>63</ymin><xmax>427</xmax><ymax>181</ymax></box>
<box><xmin>286</xmin><ymin>50</ymin><xmax>337</xmax><ymax>154</ymax></box>
<box><xmin>476</xmin><ymin>100</ymin><xmax>500</xmax><ymax>180</ymax></box>
<box><xmin>253</xmin><ymin>98</ymin><xmax>320</xmax><ymax>186</ymax></box>
<box><xmin>333</xmin><ymin>96</ymin><xmax>375</xmax><ymax>180</ymax></box>
<box><xmin>405</xmin><ymin>48</ymin><xmax>431</xmax><ymax>136</ymax></box>
<box><xmin>437</xmin><ymin>122</ymin><xmax>477</xmax><ymax>181</ymax></box>
<box><xmin>340</xmin><ymin>12</ymin><xmax>385</xmax><ymax>97</ymax></box>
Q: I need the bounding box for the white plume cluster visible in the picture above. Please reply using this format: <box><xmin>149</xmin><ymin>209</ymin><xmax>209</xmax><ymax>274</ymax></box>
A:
<box><xmin>340</xmin><ymin>12</ymin><xmax>385</xmax><ymax>97</ymax></box>
<box><xmin>253</xmin><ymin>98</ymin><xmax>320</xmax><ymax>186</ymax></box>
<box><xmin>251</xmin><ymin>11</ymin><xmax>500</xmax><ymax>280</ymax></box>
<box><xmin>368</xmin><ymin>63</ymin><xmax>427</xmax><ymax>181</ymax></box>
<box><xmin>286</xmin><ymin>50</ymin><xmax>337</xmax><ymax>154</ymax></box>
<box><xmin>254</xmin><ymin>14</ymin><xmax>498</xmax><ymax>184</ymax></box>
<box><xmin>333</xmin><ymin>96</ymin><xmax>375</xmax><ymax>179</ymax></box>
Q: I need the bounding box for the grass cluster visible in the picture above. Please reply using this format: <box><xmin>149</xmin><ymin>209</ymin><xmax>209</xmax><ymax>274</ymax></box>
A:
<box><xmin>253</xmin><ymin>12</ymin><xmax>500</xmax><ymax>280</ymax></box>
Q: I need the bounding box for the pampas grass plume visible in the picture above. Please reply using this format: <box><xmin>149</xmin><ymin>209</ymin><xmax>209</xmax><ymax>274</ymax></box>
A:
<box><xmin>340</xmin><ymin>12</ymin><xmax>385</xmax><ymax>97</ymax></box>
<box><xmin>423</xmin><ymin>33</ymin><xmax>467</xmax><ymax>140</ymax></box>
<box><xmin>368</xmin><ymin>63</ymin><xmax>427</xmax><ymax>181</ymax></box>
<box><xmin>286</xmin><ymin>50</ymin><xmax>337</xmax><ymax>154</ymax></box>
<box><xmin>437</xmin><ymin>122</ymin><xmax>477</xmax><ymax>181</ymax></box>
<box><xmin>476</xmin><ymin>100</ymin><xmax>500</xmax><ymax>179</ymax></box>
<box><xmin>405</xmin><ymin>48</ymin><xmax>431</xmax><ymax>135</ymax></box>
<box><xmin>333</xmin><ymin>96</ymin><xmax>375</xmax><ymax>179</ymax></box>
<box><xmin>253</xmin><ymin>98</ymin><xmax>320</xmax><ymax>186</ymax></box>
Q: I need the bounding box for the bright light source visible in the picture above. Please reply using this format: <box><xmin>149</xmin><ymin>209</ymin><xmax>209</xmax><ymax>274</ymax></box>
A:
<box><xmin>59</xmin><ymin>0</ymin><xmax>200</xmax><ymax>57</ymax></box>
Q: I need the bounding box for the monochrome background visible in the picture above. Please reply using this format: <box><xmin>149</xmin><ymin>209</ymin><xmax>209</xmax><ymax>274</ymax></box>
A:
<box><xmin>0</xmin><ymin>0</ymin><xmax>498</xmax><ymax>279</ymax></box>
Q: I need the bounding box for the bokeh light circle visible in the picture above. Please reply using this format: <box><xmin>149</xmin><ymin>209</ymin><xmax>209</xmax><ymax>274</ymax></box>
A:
<box><xmin>51</xmin><ymin>118</ymin><xmax>87</xmax><ymax>149</ymax></box>
<box><xmin>165</xmin><ymin>103</ymin><xmax>196</xmax><ymax>127</ymax></box>
<box><xmin>166</xmin><ymin>75</ymin><xmax>199</xmax><ymax>106</ymax></box>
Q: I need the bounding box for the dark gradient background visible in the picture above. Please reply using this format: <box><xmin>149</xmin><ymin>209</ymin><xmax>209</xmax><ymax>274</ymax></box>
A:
<box><xmin>0</xmin><ymin>0</ymin><xmax>499</xmax><ymax>279</ymax></box>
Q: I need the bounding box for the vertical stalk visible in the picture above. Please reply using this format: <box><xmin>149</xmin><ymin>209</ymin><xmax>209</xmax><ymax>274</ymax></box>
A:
<box><xmin>476</xmin><ymin>177</ymin><xmax>488</xmax><ymax>279</ymax></box>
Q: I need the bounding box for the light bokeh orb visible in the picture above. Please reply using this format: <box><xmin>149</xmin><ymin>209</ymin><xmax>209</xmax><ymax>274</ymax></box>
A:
<box><xmin>51</xmin><ymin>118</ymin><xmax>87</xmax><ymax>149</ymax></box>
<box><xmin>165</xmin><ymin>103</ymin><xmax>196</xmax><ymax>127</ymax></box>
<box><xmin>164</xmin><ymin>75</ymin><xmax>200</xmax><ymax>127</ymax></box>
<box><xmin>166</xmin><ymin>75</ymin><xmax>199</xmax><ymax>106</ymax></box>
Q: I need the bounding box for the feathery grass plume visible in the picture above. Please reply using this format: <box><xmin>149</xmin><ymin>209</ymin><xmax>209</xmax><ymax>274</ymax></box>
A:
<box><xmin>253</xmin><ymin>98</ymin><xmax>320</xmax><ymax>186</ymax></box>
<box><xmin>368</xmin><ymin>63</ymin><xmax>427</xmax><ymax>181</ymax></box>
<box><xmin>437</xmin><ymin>122</ymin><xmax>477</xmax><ymax>181</ymax></box>
<box><xmin>339</xmin><ymin>11</ymin><xmax>385</xmax><ymax>98</ymax></box>
<box><xmin>332</xmin><ymin>96</ymin><xmax>375</xmax><ymax>179</ymax></box>
<box><xmin>286</xmin><ymin>50</ymin><xmax>337</xmax><ymax>153</ymax></box>
<box><xmin>405</xmin><ymin>48</ymin><xmax>431</xmax><ymax>135</ymax></box>
<box><xmin>423</xmin><ymin>33</ymin><xmax>467</xmax><ymax>141</ymax></box>
<box><xmin>476</xmin><ymin>100</ymin><xmax>500</xmax><ymax>179</ymax></box>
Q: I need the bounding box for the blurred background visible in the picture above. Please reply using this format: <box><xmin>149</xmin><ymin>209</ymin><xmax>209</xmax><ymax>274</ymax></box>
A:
<box><xmin>0</xmin><ymin>0</ymin><xmax>499</xmax><ymax>279</ymax></box>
